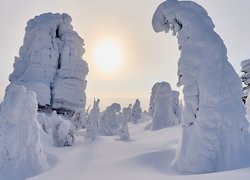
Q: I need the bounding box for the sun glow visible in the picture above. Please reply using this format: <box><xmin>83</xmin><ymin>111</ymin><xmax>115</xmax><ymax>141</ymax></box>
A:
<box><xmin>92</xmin><ymin>39</ymin><xmax>123</xmax><ymax>73</ymax></box>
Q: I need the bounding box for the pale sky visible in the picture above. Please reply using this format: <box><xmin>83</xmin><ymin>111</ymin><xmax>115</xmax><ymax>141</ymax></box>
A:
<box><xmin>0</xmin><ymin>0</ymin><xmax>249</xmax><ymax>110</ymax></box>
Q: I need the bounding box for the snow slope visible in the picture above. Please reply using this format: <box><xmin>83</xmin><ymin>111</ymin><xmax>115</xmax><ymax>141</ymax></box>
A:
<box><xmin>27</xmin><ymin>119</ymin><xmax>250</xmax><ymax>180</ymax></box>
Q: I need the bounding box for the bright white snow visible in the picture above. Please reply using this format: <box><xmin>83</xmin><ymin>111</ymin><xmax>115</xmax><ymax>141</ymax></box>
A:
<box><xmin>0</xmin><ymin>85</ymin><xmax>48</xmax><ymax>179</ymax></box>
<box><xmin>9</xmin><ymin>13</ymin><xmax>89</xmax><ymax>116</ymax></box>
<box><xmin>149</xmin><ymin>81</ymin><xmax>181</xmax><ymax>130</ymax></box>
<box><xmin>152</xmin><ymin>0</ymin><xmax>250</xmax><ymax>173</ymax></box>
<box><xmin>20</xmin><ymin>119</ymin><xmax>250</xmax><ymax>180</ymax></box>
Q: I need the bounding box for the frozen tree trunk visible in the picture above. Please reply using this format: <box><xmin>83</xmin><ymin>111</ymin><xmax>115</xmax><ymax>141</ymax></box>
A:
<box><xmin>9</xmin><ymin>13</ymin><xmax>88</xmax><ymax>117</ymax></box>
<box><xmin>0</xmin><ymin>85</ymin><xmax>48</xmax><ymax>175</ymax></box>
<box><xmin>131</xmin><ymin>99</ymin><xmax>142</xmax><ymax>124</ymax></box>
<box><xmin>152</xmin><ymin>0</ymin><xmax>249</xmax><ymax>173</ymax></box>
<box><xmin>86</xmin><ymin>99</ymin><xmax>100</xmax><ymax>140</ymax></box>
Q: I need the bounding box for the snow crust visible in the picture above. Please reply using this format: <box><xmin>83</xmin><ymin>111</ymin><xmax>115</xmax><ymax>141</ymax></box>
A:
<box><xmin>0</xmin><ymin>85</ymin><xmax>48</xmax><ymax>179</ymax></box>
<box><xmin>9</xmin><ymin>13</ymin><xmax>88</xmax><ymax>116</ymax></box>
<box><xmin>152</xmin><ymin>0</ymin><xmax>250</xmax><ymax>173</ymax></box>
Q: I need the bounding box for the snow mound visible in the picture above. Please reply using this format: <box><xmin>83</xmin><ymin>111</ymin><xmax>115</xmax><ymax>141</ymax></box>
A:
<box><xmin>9</xmin><ymin>13</ymin><xmax>88</xmax><ymax>117</ymax></box>
<box><xmin>152</xmin><ymin>0</ymin><xmax>250</xmax><ymax>173</ymax></box>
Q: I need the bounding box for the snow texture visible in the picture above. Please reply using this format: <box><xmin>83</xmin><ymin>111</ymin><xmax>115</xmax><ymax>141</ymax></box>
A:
<box><xmin>151</xmin><ymin>82</ymin><xmax>181</xmax><ymax>130</ymax></box>
<box><xmin>131</xmin><ymin>99</ymin><xmax>142</xmax><ymax>124</ymax></box>
<box><xmin>0</xmin><ymin>85</ymin><xmax>48</xmax><ymax>178</ymax></box>
<box><xmin>86</xmin><ymin>99</ymin><xmax>100</xmax><ymax>140</ymax></box>
<box><xmin>241</xmin><ymin>59</ymin><xmax>250</xmax><ymax>104</ymax></box>
<box><xmin>99</xmin><ymin>103</ymin><xmax>122</xmax><ymax>136</ymax></box>
<box><xmin>152</xmin><ymin>0</ymin><xmax>250</xmax><ymax>173</ymax></box>
<box><xmin>9</xmin><ymin>13</ymin><xmax>88</xmax><ymax>116</ymax></box>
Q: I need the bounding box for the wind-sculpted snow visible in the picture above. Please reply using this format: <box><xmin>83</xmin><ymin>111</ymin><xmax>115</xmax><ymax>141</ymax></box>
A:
<box><xmin>0</xmin><ymin>85</ymin><xmax>48</xmax><ymax>178</ymax></box>
<box><xmin>152</xmin><ymin>0</ymin><xmax>250</xmax><ymax>173</ymax></box>
<box><xmin>9</xmin><ymin>13</ymin><xmax>88</xmax><ymax>117</ymax></box>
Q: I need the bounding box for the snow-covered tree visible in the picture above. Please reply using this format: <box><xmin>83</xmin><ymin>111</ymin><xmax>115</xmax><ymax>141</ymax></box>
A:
<box><xmin>37</xmin><ymin>113</ymin><xmax>49</xmax><ymax>133</ymax></box>
<box><xmin>152</xmin><ymin>0</ymin><xmax>249</xmax><ymax>173</ymax></box>
<box><xmin>9</xmin><ymin>13</ymin><xmax>88</xmax><ymax>117</ymax></box>
<box><xmin>0</xmin><ymin>85</ymin><xmax>48</xmax><ymax>175</ymax></box>
<box><xmin>172</xmin><ymin>90</ymin><xmax>182</xmax><ymax>124</ymax></box>
<box><xmin>99</xmin><ymin>103</ymin><xmax>122</xmax><ymax>136</ymax></box>
<box><xmin>52</xmin><ymin>111</ymin><xmax>75</xmax><ymax>147</ymax></box>
<box><xmin>118</xmin><ymin>114</ymin><xmax>130</xmax><ymax>141</ymax></box>
<box><xmin>148</xmin><ymin>82</ymin><xmax>160</xmax><ymax>117</ymax></box>
<box><xmin>151</xmin><ymin>82</ymin><xmax>179</xmax><ymax>130</ymax></box>
<box><xmin>86</xmin><ymin>99</ymin><xmax>100</xmax><ymax>140</ymax></box>
<box><xmin>241</xmin><ymin>59</ymin><xmax>250</xmax><ymax>104</ymax></box>
<box><xmin>122</xmin><ymin>104</ymin><xmax>133</xmax><ymax>122</ymax></box>
<box><xmin>71</xmin><ymin>108</ymin><xmax>86</xmax><ymax>130</ymax></box>
<box><xmin>131</xmin><ymin>99</ymin><xmax>142</xmax><ymax>124</ymax></box>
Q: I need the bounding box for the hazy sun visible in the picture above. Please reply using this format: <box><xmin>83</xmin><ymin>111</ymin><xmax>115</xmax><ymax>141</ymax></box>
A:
<box><xmin>93</xmin><ymin>39</ymin><xmax>122</xmax><ymax>73</ymax></box>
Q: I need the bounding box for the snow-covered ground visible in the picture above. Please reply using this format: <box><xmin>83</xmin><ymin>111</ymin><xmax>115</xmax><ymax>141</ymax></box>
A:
<box><xmin>23</xmin><ymin>118</ymin><xmax>250</xmax><ymax>180</ymax></box>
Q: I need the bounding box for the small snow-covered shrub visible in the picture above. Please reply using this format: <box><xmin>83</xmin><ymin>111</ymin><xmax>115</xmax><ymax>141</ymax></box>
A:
<box><xmin>118</xmin><ymin>114</ymin><xmax>130</xmax><ymax>141</ymax></box>
<box><xmin>122</xmin><ymin>104</ymin><xmax>132</xmax><ymax>122</ymax></box>
<box><xmin>99</xmin><ymin>103</ymin><xmax>122</xmax><ymax>136</ymax></box>
<box><xmin>37</xmin><ymin>113</ymin><xmax>49</xmax><ymax>133</ymax></box>
<box><xmin>51</xmin><ymin>112</ymin><xmax>75</xmax><ymax>147</ymax></box>
<box><xmin>71</xmin><ymin>108</ymin><xmax>86</xmax><ymax>130</ymax></box>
